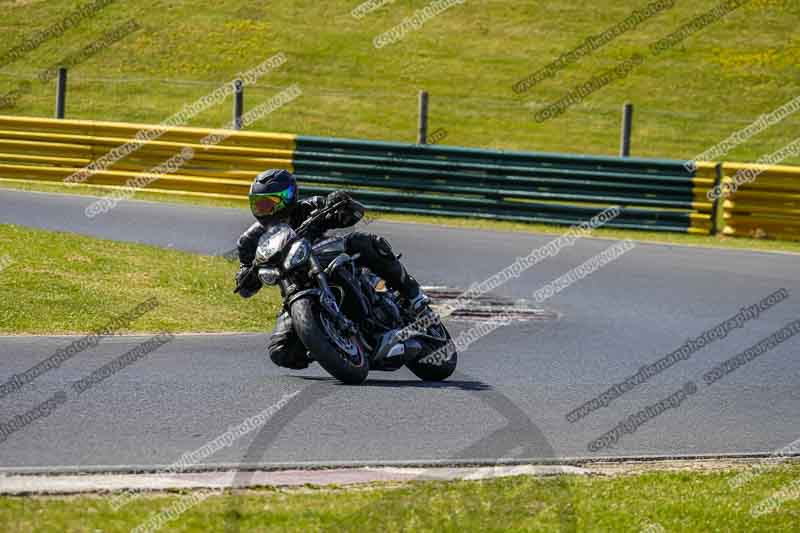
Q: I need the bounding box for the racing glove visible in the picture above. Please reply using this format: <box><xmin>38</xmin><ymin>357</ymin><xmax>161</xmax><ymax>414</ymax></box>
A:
<box><xmin>325</xmin><ymin>191</ymin><xmax>364</xmax><ymax>227</ymax></box>
<box><xmin>235</xmin><ymin>264</ymin><xmax>262</xmax><ymax>298</ymax></box>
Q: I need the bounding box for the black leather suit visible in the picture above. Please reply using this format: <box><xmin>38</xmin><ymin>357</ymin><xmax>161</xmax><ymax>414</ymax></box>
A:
<box><xmin>236</xmin><ymin>194</ymin><xmax>420</xmax><ymax>369</ymax></box>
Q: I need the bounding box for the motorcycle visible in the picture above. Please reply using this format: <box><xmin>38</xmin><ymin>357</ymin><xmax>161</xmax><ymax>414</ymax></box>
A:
<box><xmin>235</xmin><ymin>200</ymin><xmax>457</xmax><ymax>385</ymax></box>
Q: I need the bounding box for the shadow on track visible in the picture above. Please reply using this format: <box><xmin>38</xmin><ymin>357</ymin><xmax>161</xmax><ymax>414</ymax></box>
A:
<box><xmin>295</xmin><ymin>375</ymin><xmax>492</xmax><ymax>391</ymax></box>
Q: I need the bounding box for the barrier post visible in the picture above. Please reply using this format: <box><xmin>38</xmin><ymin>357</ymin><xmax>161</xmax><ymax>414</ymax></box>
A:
<box><xmin>233</xmin><ymin>79</ymin><xmax>244</xmax><ymax>130</ymax></box>
<box><xmin>620</xmin><ymin>102</ymin><xmax>633</xmax><ymax>157</ymax></box>
<box><xmin>55</xmin><ymin>67</ymin><xmax>67</xmax><ymax>119</ymax></box>
<box><xmin>418</xmin><ymin>90</ymin><xmax>429</xmax><ymax>144</ymax></box>
<box><xmin>710</xmin><ymin>163</ymin><xmax>723</xmax><ymax>235</ymax></box>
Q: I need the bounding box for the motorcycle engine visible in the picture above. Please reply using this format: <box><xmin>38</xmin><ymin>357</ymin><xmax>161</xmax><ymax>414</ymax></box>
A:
<box><xmin>371</xmin><ymin>290</ymin><xmax>402</xmax><ymax>330</ymax></box>
<box><xmin>357</xmin><ymin>270</ymin><xmax>403</xmax><ymax>332</ymax></box>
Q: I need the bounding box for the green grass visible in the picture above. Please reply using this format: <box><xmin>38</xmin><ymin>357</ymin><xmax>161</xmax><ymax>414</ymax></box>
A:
<box><xmin>0</xmin><ymin>0</ymin><xmax>798</xmax><ymax>164</ymax></box>
<box><xmin>0</xmin><ymin>223</ymin><xmax>280</xmax><ymax>334</ymax></box>
<box><xmin>3</xmin><ymin>465</ymin><xmax>800</xmax><ymax>531</ymax></box>
<box><xmin>4</xmin><ymin>178</ymin><xmax>800</xmax><ymax>254</ymax></box>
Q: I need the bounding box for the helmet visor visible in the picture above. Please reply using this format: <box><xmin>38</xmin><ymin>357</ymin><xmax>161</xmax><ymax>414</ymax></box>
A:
<box><xmin>249</xmin><ymin>184</ymin><xmax>296</xmax><ymax>218</ymax></box>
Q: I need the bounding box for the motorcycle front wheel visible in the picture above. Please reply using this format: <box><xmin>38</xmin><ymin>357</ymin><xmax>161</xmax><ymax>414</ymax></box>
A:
<box><xmin>290</xmin><ymin>298</ymin><xmax>369</xmax><ymax>385</ymax></box>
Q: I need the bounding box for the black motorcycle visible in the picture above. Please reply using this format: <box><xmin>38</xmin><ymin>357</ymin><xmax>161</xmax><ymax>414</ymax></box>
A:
<box><xmin>235</xmin><ymin>200</ymin><xmax>457</xmax><ymax>385</ymax></box>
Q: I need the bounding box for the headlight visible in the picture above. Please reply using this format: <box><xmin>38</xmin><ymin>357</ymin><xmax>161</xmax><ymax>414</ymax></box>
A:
<box><xmin>254</xmin><ymin>224</ymin><xmax>296</xmax><ymax>266</ymax></box>
<box><xmin>283</xmin><ymin>240</ymin><xmax>311</xmax><ymax>271</ymax></box>
<box><xmin>258</xmin><ymin>267</ymin><xmax>281</xmax><ymax>285</ymax></box>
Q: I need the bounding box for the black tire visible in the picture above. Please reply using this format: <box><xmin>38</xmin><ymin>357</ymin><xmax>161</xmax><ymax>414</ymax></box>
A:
<box><xmin>406</xmin><ymin>321</ymin><xmax>457</xmax><ymax>382</ymax></box>
<box><xmin>290</xmin><ymin>298</ymin><xmax>369</xmax><ymax>385</ymax></box>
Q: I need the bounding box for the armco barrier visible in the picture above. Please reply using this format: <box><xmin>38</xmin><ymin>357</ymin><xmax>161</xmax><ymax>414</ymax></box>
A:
<box><xmin>293</xmin><ymin>138</ymin><xmax>717</xmax><ymax>234</ymax></box>
<box><xmin>720</xmin><ymin>163</ymin><xmax>800</xmax><ymax>241</ymax></box>
<box><xmin>0</xmin><ymin>115</ymin><xmax>716</xmax><ymax>234</ymax></box>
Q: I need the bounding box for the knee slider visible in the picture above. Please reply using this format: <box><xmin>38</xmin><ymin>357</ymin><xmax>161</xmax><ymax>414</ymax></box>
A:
<box><xmin>268</xmin><ymin>340</ymin><xmax>309</xmax><ymax>369</ymax></box>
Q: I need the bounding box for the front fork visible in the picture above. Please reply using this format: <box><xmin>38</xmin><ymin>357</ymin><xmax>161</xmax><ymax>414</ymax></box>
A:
<box><xmin>308</xmin><ymin>255</ymin><xmax>357</xmax><ymax>336</ymax></box>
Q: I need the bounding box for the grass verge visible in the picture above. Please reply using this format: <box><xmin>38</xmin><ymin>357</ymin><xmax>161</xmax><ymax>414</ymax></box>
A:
<box><xmin>4</xmin><ymin>179</ymin><xmax>800</xmax><ymax>255</ymax></box>
<box><xmin>0</xmin><ymin>223</ymin><xmax>279</xmax><ymax>335</ymax></box>
<box><xmin>0</xmin><ymin>1</ymin><xmax>798</xmax><ymax>164</ymax></box>
<box><xmin>2</xmin><ymin>465</ymin><xmax>800</xmax><ymax>532</ymax></box>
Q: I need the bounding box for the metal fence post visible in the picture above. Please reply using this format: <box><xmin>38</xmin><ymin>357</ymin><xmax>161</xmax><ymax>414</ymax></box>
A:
<box><xmin>418</xmin><ymin>90</ymin><xmax>429</xmax><ymax>144</ymax></box>
<box><xmin>55</xmin><ymin>67</ymin><xmax>67</xmax><ymax>119</ymax></box>
<box><xmin>620</xmin><ymin>102</ymin><xmax>633</xmax><ymax>157</ymax></box>
<box><xmin>710</xmin><ymin>163</ymin><xmax>723</xmax><ymax>236</ymax></box>
<box><xmin>233</xmin><ymin>79</ymin><xmax>244</xmax><ymax>130</ymax></box>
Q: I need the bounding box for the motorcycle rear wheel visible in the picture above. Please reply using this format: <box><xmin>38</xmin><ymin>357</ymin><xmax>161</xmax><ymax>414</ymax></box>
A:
<box><xmin>406</xmin><ymin>321</ymin><xmax>457</xmax><ymax>382</ymax></box>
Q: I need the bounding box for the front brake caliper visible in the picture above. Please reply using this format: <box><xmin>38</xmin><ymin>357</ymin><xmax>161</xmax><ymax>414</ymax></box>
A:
<box><xmin>320</xmin><ymin>291</ymin><xmax>356</xmax><ymax>335</ymax></box>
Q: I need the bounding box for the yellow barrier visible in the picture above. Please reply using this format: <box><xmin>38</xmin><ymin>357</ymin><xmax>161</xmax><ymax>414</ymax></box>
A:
<box><xmin>3</xmin><ymin>114</ymin><xmax>800</xmax><ymax>241</ymax></box>
<box><xmin>692</xmin><ymin>161</ymin><xmax>722</xmax><ymax>233</ymax></box>
<box><xmin>721</xmin><ymin>163</ymin><xmax>800</xmax><ymax>241</ymax></box>
<box><xmin>0</xmin><ymin>115</ymin><xmax>296</xmax><ymax>198</ymax></box>
<box><xmin>0</xmin><ymin>116</ymin><xmax>296</xmax><ymax>149</ymax></box>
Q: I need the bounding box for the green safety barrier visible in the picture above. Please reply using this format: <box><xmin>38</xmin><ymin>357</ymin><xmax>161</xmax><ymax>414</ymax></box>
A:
<box><xmin>0</xmin><ymin>115</ymin><xmax>719</xmax><ymax>235</ymax></box>
<box><xmin>294</xmin><ymin>136</ymin><xmax>716</xmax><ymax>234</ymax></box>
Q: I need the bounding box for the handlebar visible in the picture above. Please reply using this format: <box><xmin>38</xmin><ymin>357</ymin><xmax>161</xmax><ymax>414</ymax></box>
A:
<box><xmin>294</xmin><ymin>199</ymin><xmax>349</xmax><ymax>238</ymax></box>
<box><xmin>234</xmin><ymin>199</ymin><xmax>350</xmax><ymax>294</ymax></box>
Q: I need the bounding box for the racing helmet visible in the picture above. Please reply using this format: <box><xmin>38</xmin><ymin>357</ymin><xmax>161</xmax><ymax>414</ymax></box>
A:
<box><xmin>248</xmin><ymin>169</ymin><xmax>299</xmax><ymax>225</ymax></box>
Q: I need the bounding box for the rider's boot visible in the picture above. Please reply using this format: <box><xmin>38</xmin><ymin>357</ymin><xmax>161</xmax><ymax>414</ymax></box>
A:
<box><xmin>406</xmin><ymin>288</ymin><xmax>431</xmax><ymax>317</ymax></box>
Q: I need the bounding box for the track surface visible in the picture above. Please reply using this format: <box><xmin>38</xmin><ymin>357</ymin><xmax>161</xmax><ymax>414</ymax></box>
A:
<box><xmin>1</xmin><ymin>189</ymin><xmax>799</xmax><ymax>471</ymax></box>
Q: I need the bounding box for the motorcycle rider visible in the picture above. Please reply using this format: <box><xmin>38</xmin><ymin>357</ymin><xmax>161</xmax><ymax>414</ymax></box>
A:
<box><xmin>235</xmin><ymin>169</ymin><xmax>430</xmax><ymax>370</ymax></box>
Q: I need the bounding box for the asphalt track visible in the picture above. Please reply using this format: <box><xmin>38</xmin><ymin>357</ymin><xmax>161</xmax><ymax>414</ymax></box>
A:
<box><xmin>1</xmin><ymin>189</ymin><xmax>799</xmax><ymax>472</ymax></box>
